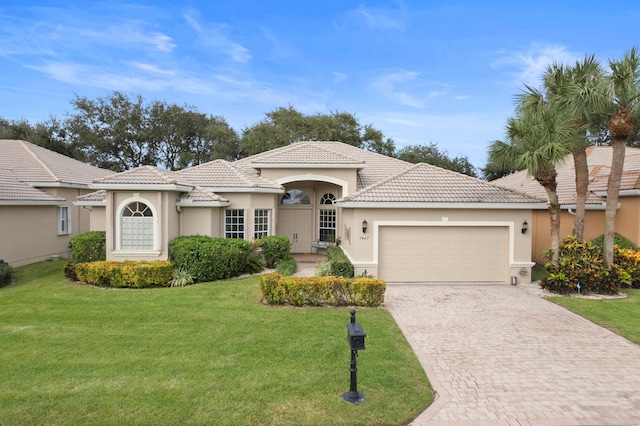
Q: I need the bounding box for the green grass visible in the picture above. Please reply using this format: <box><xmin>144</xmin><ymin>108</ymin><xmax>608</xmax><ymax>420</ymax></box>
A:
<box><xmin>549</xmin><ymin>289</ymin><xmax>640</xmax><ymax>345</ymax></box>
<box><xmin>531</xmin><ymin>264</ymin><xmax>547</xmax><ymax>281</ymax></box>
<box><xmin>0</xmin><ymin>261</ymin><xmax>432</xmax><ymax>426</ymax></box>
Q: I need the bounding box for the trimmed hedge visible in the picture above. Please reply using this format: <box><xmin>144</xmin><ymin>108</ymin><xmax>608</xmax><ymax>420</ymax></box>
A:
<box><xmin>259</xmin><ymin>236</ymin><xmax>290</xmax><ymax>268</ymax></box>
<box><xmin>75</xmin><ymin>260</ymin><xmax>172</xmax><ymax>288</ymax></box>
<box><xmin>260</xmin><ymin>273</ymin><xmax>386</xmax><ymax>307</ymax></box>
<box><xmin>169</xmin><ymin>235</ymin><xmax>252</xmax><ymax>283</ymax></box>
<box><xmin>327</xmin><ymin>246</ymin><xmax>354</xmax><ymax>278</ymax></box>
<box><xmin>68</xmin><ymin>231</ymin><xmax>106</xmax><ymax>263</ymax></box>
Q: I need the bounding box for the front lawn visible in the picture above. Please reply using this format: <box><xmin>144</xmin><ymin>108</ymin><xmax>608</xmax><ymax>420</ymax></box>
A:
<box><xmin>0</xmin><ymin>261</ymin><xmax>432</xmax><ymax>426</ymax></box>
<box><xmin>549</xmin><ymin>289</ymin><xmax>640</xmax><ymax>345</ymax></box>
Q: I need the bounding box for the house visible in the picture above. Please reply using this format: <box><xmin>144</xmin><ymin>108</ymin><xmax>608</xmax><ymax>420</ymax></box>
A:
<box><xmin>0</xmin><ymin>140</ymin><xmax>114</xmax><ymax>266</ymax></box>
<box><xmin>492</xmin><ymin>146</ymin><xmax>640</xmax><ymax>265</ymax></box>
<box><xmin>77</xmin><ymin>141</ymin><xmax>545</xmax><ymax>284</ymax></box>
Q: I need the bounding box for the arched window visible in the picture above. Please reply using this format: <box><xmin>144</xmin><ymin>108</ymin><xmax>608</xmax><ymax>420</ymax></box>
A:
<box><xmin>320</xmin><ymin>193</ymin><xmax>336</xmax><ymax>205</ymax></box>
<box><xmin>280</xmin><ymin>189</ymin><xmax>311</xmax><ymax>205</ymax></box>
<box><xmin>121</xmin><ymin>201</ymin><xmax>153</xmax><ymax>250</ymax></box>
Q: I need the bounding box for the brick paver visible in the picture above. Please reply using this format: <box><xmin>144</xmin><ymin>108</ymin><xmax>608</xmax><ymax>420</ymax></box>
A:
<box><xmin>385</xmin><ymin>285</ymin><xmax>640</xmax><ymax>425</ymax></box>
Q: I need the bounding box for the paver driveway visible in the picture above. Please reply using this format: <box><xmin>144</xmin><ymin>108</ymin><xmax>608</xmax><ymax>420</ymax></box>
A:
<box><xmin>385</xmin><ymin>284</ymin><xmax>640</xmax><ymax>425</ymax></box>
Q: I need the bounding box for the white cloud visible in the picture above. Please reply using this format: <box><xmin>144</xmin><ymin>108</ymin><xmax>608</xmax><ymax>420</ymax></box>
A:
<box><xmin>182</xmin><ymin>14</ymin><xmax>251</xmax><ymax>63</ymax></box>
<box><xmin>351</xmin><ymin>4</ymin><xmax>404</xmax><ymax>30</ymax></box>
<box><xmin>371</xmin><ymin>70</ymin><xmax>449</xmax><ymax>108</ymax></box>
<box><xmin>491</xmin><ymin>43</ymin><xmax>579</xmax><ymax>87</ymax></box>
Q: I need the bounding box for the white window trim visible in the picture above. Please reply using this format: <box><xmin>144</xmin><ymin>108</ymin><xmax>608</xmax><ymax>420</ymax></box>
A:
<box><xmin>254</xmin><ymin>209</ymin><xmax>270</xmax><ymax>239</ymax></box>
<box><xmin>58</xmin><ymin>206</ymin><xmax>72</xmax><ymax>235</ymax></box>
<box><xmin>114</xmin><ymin>197</ymin><xmax>160</xmax><ymax>251</ymax></box>
<box><xmin>225</xmin><ymin>209</ymin><xmax>246</xmax><ymax>239</ymax></box>
<box><xmin>318</xmin><ymin>208</ymin><xmax>336</xmax><ymax>242</ymax></box>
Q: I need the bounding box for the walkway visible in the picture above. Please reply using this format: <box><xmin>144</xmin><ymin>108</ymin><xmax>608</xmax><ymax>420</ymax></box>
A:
<box><xmin>385</xmin><ymin>284</ymin><xmax>640</xmax><ymax>425</ymax></box>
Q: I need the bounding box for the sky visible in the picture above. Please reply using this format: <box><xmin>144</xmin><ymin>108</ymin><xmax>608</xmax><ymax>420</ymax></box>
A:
<box><xmin>1</xmin><ymin>1</ymin><xmax>639</xmax><ymax>169</ymax></box>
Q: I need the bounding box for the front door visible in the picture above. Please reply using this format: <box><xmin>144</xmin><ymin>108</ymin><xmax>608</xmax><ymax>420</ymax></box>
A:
<box><xmin>278</xmin><ymin>209</ymin><xmax>313</xmax><ymax>253</ymax></box>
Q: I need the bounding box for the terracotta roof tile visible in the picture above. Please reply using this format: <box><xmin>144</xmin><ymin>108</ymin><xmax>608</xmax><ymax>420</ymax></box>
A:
<box><xmin>493</xmin><ymin>146</ymin><xmax>640</xmax><ymax>204</ymax></box>
<box><xmin>341</xmin><ymin>163</ymin><xmax>544</xmax><ymax>204</ymax></box>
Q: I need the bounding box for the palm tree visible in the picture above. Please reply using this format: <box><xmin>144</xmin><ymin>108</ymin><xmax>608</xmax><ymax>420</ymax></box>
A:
<box><xmin>489</xmin><ymin>98</ymin><xmax>576</xmax><ymax>263</ymax></box>
<box><xmin>602</xmin><ymin>48</ymin><xmax>640</xmax><ymax>268</ymax></box>
<box><xmin>544</xmin><ymin>56</ymin><xmax>607</xmax><ymax>242</ymax></box>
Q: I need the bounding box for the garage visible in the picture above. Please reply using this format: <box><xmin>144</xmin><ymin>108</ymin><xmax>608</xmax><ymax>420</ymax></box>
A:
<box><xmin>378</xmin><ymin>226</ymin><xmax>509</xmax><ymax>283</ymax></box>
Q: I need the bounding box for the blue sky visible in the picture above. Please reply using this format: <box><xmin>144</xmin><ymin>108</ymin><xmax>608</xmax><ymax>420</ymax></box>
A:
<box><xmin>1</xmin><ymin>1</ymin><xmax>639</xmax><ymax>169</ymax></box>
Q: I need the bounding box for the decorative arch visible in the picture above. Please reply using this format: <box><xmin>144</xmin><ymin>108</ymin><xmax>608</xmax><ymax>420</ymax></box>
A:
<box><xmin>274</xmin><ymin>174</ymin><xmax>349</xmax><ymax>196</ymax></box>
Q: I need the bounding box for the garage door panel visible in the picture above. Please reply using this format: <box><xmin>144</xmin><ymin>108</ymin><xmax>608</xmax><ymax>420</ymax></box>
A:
<box><xmin>379</xmin><ymin>226</ymin><xmax>508</xmax><ymax>283</ymax></box>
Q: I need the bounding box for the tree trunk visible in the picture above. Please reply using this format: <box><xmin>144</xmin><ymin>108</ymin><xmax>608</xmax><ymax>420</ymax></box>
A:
<box><xmin>543</xmin><ymin>186</ymin><xmax>562</xmax><ymax>264</ymax></box>
<box><xmin>604</xmin><ymin>138</ymin><xmax>626</xmax><ymax>268</ymax></box>
<box><xmin>572</xmin><ymin>148</ymin><xmax>589</xmax><ymax>241</ymax></box>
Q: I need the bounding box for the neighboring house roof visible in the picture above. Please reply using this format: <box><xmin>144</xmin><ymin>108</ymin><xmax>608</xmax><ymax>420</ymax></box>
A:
<box><xmin>0</xmin><ymin>139</ymin><xmax>114</xmax><ymax>186</ymax></box>
<box><xmin>338</xmin><ymin>163</ymin><xmax>546</xmax><ymax>208</ymax></box>
<box><xmin>177</xmin><ymin>159</ymin><xmax>283</xmax><ymax>193</ymax></box>
<box><xmin>0</xmin><ymin>171</ymin><xmax>66</xmax><ymax>205</ymax></box>
<box><xmin>492</xmin><ymin>146</ymin><xmax>640</xmax><ymax>207</ymax></box>
<box><xmin>235</xmin><ymin>141</ymin><xmax>411</xmax><ymax>190</ymax></box>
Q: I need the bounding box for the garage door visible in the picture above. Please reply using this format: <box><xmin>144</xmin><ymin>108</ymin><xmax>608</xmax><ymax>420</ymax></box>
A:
<box><xmin>378</xmin><ymin>226</ymin><xmax>509</xmax><ymax>283</ymax></box>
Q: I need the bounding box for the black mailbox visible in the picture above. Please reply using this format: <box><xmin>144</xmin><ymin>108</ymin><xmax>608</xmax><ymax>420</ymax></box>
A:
<box><xmin>346</xmin><ymin>310</ymin><xmax>366</xmax><ymax>350</ymax></box>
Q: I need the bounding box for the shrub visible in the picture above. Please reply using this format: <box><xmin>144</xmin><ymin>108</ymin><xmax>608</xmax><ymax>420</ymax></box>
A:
<box><xmin>63</xmin><ymin>261</ymin><xmax>78</xmax><ymax>281</ymax></box>
<box><xmin>75</xmin><ymin>261</ymin><xmax>119</xmax><ymax>287</ymax></box>
<box><xmin>75</xmin><ymin>260</ymin><xmax>172</xmax><ymax>288</ymax></box>
<box><xmin>168</xmin><ymin>235</ymin><xmax>252</xmax><ymax>283</ymax></box>
<box><xmin>260</xmin><ymin>273</ymin><xmax>386</xmax><ymax>307</ymax></box>
<box><xmin>315</xmin><ymin>260</ymin><xmax>332</xmax><ymax>276</ymax></box>
<box><xmin>260</xmin><ymin>236</ymin><xmax>290</xmax><ymax>268</ymax></box>
<box><xmin>327</xmin><ymin>246</ymin><xmax>354</xmax><ymax>278</ymax></box>
<box><xmin>171</xmin><ymin>268</ymin><xmax>195</xmax><ymax>287</ymax></box>
<box><xmin>591</xmin><ymin>233</ymin><xmax>639</xmax><ymax>251</ymax></box>
<box><xmin>245</xmin><ymin>240</ymin><xmax>265</xmax><ymax>274</ymax></box>
<box><xmin>276</xmin><ymin>256</ymin><xmax>296</xmax><ymax>276</ymax></box>
<box><xmin>68</xmin><ymin>231</ymin><xmax>106</xmax><ymax>263</ymax></box>
<box><xmin>541</xmin><ymin>235</ymin><xmax>628</xmax><ymax>295</ymax></box>
<box><xmin>615</xmin><ymin>247</ymin><xmax>640</xmax><ymax>288</ymax></box>
<box><xmin>0</xmin><ymin>259</ymin><xmax>14</xmax><ymax>287</ymax></box>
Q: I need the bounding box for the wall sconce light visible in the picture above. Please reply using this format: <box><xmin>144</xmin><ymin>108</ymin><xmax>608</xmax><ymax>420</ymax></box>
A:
<box><xmin>362</xmin><ymin>219</ymin><xmax>368</xmax><ymax>234</ymax></box>
<box><xmin>521</xmin><ymin>220</ymin><xmax>528</xmax><ymax>234</ymax></box>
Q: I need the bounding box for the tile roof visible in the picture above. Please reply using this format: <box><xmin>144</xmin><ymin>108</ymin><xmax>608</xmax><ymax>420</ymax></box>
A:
<box><xmin>178</xmin><ymin>159</ymin><xmax>282</xmax><ymax>191</ymax></box>
<box><xmin>0</xmin><ymin>139</ymin><xmax>114</xmax><ymax>185</ymax></box>
<box><xmin>340</xmin><ymin>163</ymin><xmax>545</xmax><ymax>204</ymax></box>
<box><xmin>0</xmin><ymin>171</ymin><xmax>66</xmax><ymax>204</ymax></box>
<box><xmin>92</xmin><ymin>165</ymin><xmax>193</xmax><ymax>188</ymax></box>
<box><xmin>235</xmin><ymin>141</ymin><xmax>411</xmax><ymax>190</ymax></box>
<box><xmin>492</xmin><ymin>146</ymin><xmax>640</xmax><ymax>205</ymax></box>
<box><xmin>179</xmin><ymin>186</ymin><xmax>228</xmax><ymax>203</ymax></box>
<box><xmin>76</xmin><ymin>190</ymin><xmax>106</xmax><ymax>203</ymax></box>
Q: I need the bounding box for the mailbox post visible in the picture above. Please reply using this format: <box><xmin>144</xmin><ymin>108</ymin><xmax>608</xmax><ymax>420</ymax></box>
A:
<box><xmin>343</xmin><ymin>309</ymin><xmax>366</xmax><ymax>404</ymax></box>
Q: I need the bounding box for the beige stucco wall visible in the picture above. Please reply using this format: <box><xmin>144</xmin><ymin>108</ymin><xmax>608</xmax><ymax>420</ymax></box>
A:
<box><xmin>1</xmin><ymin>187</ymin><xmax>96</xmax><ymax>266</ymax></box>
<box><xmin>339</xmin><ymin>207</ymin><xmax>535</xmax><ymax>283</ymax></box>
<box><xmin>531</xmin><ymin>197</ymin><xmax>640</xmax><ymax>265</ymax></box>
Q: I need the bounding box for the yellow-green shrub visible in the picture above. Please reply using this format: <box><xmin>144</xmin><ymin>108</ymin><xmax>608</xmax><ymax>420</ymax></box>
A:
<box><xmin>75</xmin><ymin>260</ymin><xmax>172</xmax><ymax>288</ymax></box>
<box><xmin>260</xmin><ymin>273</ymin><xmax>385</xmax><ymax>307</ymax></box>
